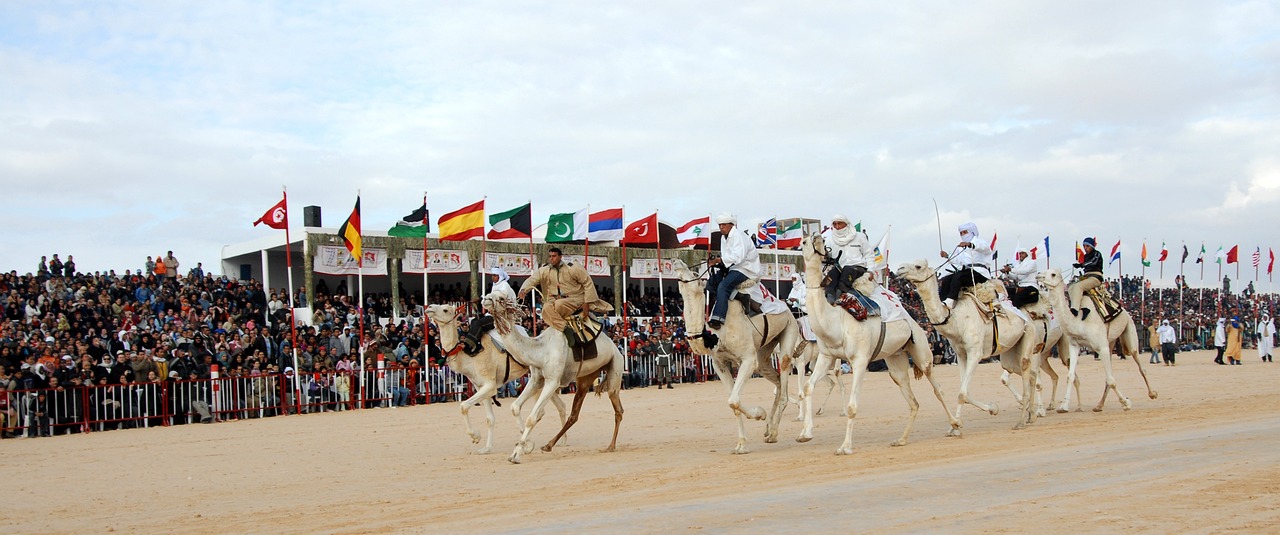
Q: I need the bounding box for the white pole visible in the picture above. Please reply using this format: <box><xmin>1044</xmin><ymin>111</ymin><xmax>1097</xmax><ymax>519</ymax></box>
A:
<box><xmin>261</xmin><ymin>249</ymin><xmax>272</xmax><ymax>326</ymax></box>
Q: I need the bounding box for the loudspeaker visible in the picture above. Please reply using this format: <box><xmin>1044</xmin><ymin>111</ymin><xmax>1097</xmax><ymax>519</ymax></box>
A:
<box><xmin>303</xmin><ymin>206</ymin><xmax>322</xmax><ymax>227</ymax></box>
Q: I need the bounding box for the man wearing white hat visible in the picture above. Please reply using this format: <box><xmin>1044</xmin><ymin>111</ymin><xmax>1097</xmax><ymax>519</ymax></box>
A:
<box><xmin>1000</xmin><ymin>248</ymin><xmax>1039</xmax><ymax>308</ymax></box>
<box><xmin>707</xmin><ymin>214</ymin><xmax>762</xmax><ymax>330</ymax></box>
<box><xmin>462</xmin><ymin>266</ymin><xmax>516</xmax><ymax>354</ymax></box>
<box><xmin>820</xmin><ymin>215</ymin><xmax>871</xmax><ymax>306</ymax></box>
<box><xmin>938</xmin><ymin>222</ymin><xmax>994</xmax><ymax>308</ymax></box>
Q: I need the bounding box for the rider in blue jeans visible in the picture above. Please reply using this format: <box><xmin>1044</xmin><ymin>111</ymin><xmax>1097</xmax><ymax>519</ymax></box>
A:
<box><xmin>707</xmin><ymin>214</ymin><xmax>762</xmax><ymax>330</ymax></box>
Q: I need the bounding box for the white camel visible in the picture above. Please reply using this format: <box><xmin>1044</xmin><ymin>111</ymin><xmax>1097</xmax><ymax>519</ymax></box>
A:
<box><xmin>672</xmin><ymin>259</ymin><xmax>799</xmax><ymax>454</ymax></box>
<box><xmin>425</xmin><ymin>304</ymin><xmax>567</xmax><ymax>454</ymax></box>
<box><xmin>1036</xmin><ymin>269</ymin><xmax>1158</xmax><ymax>411</ymax></box>
<box><xmin>895</xmin><ymin>260</ymin><xmax>1040</xmax><ymax>432</ymax></box>
<box><xmin>483</xmin><ymin>295</ymin><xmax>625</xmax><ymax>464</ymax></box>
<box><xmin>797</xmin><ymin>235</ymin><xmax>959</xmax><ymax>453</ymax></box>
<box><xmin>997</xmin><ymin>306</ymin><xmax>1082</xmax><ymax>416</ymax></box>
<box><xmin>787</xmin><ymin>343</ymin><xmax>847</xmax><ymax>421</ymax></box>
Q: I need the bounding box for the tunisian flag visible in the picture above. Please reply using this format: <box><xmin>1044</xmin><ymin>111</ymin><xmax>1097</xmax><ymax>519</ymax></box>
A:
<box><xmin>253</xmin><ymin>197</ymin><xmax>288</xmax><ymax>230</ymax></box>
<box><xmin>623</xmin><ymin>213</ymin><xmax>660</xmax><ymax>244</ymax></box>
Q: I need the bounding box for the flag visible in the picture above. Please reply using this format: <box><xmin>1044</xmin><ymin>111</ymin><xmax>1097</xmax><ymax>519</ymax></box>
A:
<box><xmin>1043</xmin><ymin>235</ymin><xmax>1050</xmax><ymax>258</ymax></box>
<box><xmin>1226</xmin><ymin>245</ymin><xmax>1239</xmax><ymax>264</ymax></box>
<box><xmin>1181</xmin><ymin>244</ymin><xmax>1189</xmax><ymax>264</ymax></box>
<box><xmin>1075</xmin><ymin>241</ymin><xmax>1084</xmax><ymax>264</ymax></box>
<box><xmin>587</xmin><ymin>208</ymin><xmax>625</xmax><ymax>241</ymax></box>
<box><xmin>757</xmin><ymin>218</ymin><xmax>777</xmax><ymax>248</ymax></box>
<box><xmin>545</xmin><ymin>209</ymin><xmax>587</xmax><ymax>243</ymax></box>
<box><xmin>1196</xmin><ymin>243</ymin><xmax>1206</xmax><ymax>263</ymax></box>
<box><xmin>1141</xmin><ymin>242</ymin><xmax>1150</xmax><ymax>267</ymax></box>
<box><xmin>1215</xmin><ymin>245</ymin><xmax>1225</xmax><ymax>264</ymax></box>
<box><xmin>676</xmin><ymin>216</ymin><xmax>711</xmax><ymax>246</ymax></box>
<box><xmin>871</xmin><ymin>228</ymin><xmax>891</xmax><ymax>269</ymax></box>
<box><xmin>1269</xmin><ymin>248</ymin><xmax>1275</xmax><ymax>275</ymax></box>
<box><xmin>253</xmin><ymin>197</ymin><xmax>288</xmax><ymax>230</ymax></box>
<box><xmin>487</xmin><ymin>203</ymin><xmax>532</xmax><ymax>240</ymax></box>
<box><xmin>338</xmin><ymin>196</ymin><xmax>362</xmax><ymax>259</ymax></box>
<box><xmin>624</xmin><ymin>213</ymin><xmax>660</xmax><ymax>244</ymax></box>
<box><xmin>1029</xmin><ymin>246</ymin><xmax>1038</xmax><ymax>260</ymax></box>
<box><xmin>387</xmin><ymin>203</ymin><xmax>429</xmax><ymax>237</ymax></box>
<box><xmin>1252</xmin><ymin>246</ymin><xmax>1261</xmax><ymax>268</ymax></box>
<box><xmin>1109</xmin><ymin>240</ymin><xmax>1121</xmax><ymax>265</ymax></box>
<box><xmin>989</xmin><ymin>231</ymin><xmax>998</xmax><ymax>252</ymax></box>
<box><xmin>1158</xmin><ymin>242</ymin><xmax>1168</xmax><ymax>262</ymax></box>
<box><xmin>776</xmin><ymin>220</ymin><xmax>803</xmax><ymax>249</ymax></box>
<box><xmin>438</xmin><ymin>199</ymin><xmax>485</xmax><ymax>241</ymax></box>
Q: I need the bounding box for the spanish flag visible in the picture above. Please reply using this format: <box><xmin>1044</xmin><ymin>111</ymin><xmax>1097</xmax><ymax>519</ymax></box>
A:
<box><xmin>438</xmin><ymin>199</ymin><xmax>485</xmax><ymax>241</ymax></box>
<box><xmin>338</xmin><ymin>196</ymin><xmax>362</xmax><ymax>261</ymax></box>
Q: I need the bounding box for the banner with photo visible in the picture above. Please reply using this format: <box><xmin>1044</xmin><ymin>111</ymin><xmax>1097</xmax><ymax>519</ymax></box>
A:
<box><xmin>314</xmin><ymin>246</ymin><xmax>388</xmax><ymax>276</ymax></box>
<box><xmin>403</xmin><ymin>249</ymin><xmax>471</xmax><ymax>274</ymax></box>
<box><xmin>630</xmin><ymin>258</ymin><xmax>796</xmax><ymax>280</ymax></box>
<box><xmin>482</xmin><ymin>252</ymin><xmax>611</xmax><ymax>277</ymax></box>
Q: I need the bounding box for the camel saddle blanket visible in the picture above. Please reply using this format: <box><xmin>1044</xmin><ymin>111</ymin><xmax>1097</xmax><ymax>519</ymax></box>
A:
<box><xmin>564</xmin><ymin>312</ymin><xmax>604</xmax><ymax>360</ymax></box>
<box><xmin>1085</xmin><ymin>286</ymin><xmax>1123</xmax><ymax>323</ymax></box>
<box><xmin>733</xmin><ymin>281</ymin><xmax>791</xmax><ymax>315</ymax></box>
<box><xmin>867</xmin><ymin>286</ymin><xmax>910</xmax><ymax>324</ymax></box>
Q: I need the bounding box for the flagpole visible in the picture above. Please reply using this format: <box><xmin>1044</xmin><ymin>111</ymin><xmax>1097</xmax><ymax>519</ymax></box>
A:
<box><xmin>773</xmin><ymin>215</ymin><xmax>781</xmax><ymax>297</ymax></box>
<box><xmin>1140</xmin><ymin>238</ymin><xmax>1146</xmax><ymax>329</ymax></box>
<box><xmin>422</xmin><ymin>191</ymin><xmax>430</xmax><ymax>366</ymax></box>
<box><xmin>480</xmin><ymin>195</ymin><xmax>488</xmax><ymax>316</ymax></box>
<box><xmin>620</xmin><ymin>205</ymin><xmax>628</xmax><ymax>361</ymax></box>
<box><xmin>281</xmin><ymin>186</ymin><xmax>302</xmax><ymax>413</ymax></box>
<box><xmin>656</xmin><ymin>209</ymin><xmax>664</xmax><ymax>322</ymax></box>
<box><xmin>528</xmin><ymin>199</ymin><xmax>537</xmax><ymax>336</ymax></box>
<box><xmin>355</xmin><ymin>190</ymin><xmax>365</xmax><ymax>411</ymax></box>
<box><xmin>1179</xmin><ymin>241</ymin><xmax>1185</xmax><ymax>339</ymax></box>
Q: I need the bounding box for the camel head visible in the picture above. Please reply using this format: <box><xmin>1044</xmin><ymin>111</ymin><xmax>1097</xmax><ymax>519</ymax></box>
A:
<box><xmin>894</xmin><ymin>260</ymin><xmax>936</xmax><ymax>285</ymax></box>
<box><xmin>1037</xmin><ymin>268</ymin><xmax>1066</xmax><ymax>290</ymax></box>
<box><xmin>800</xmin><ymin>234</ymin><xmax>828</xmax><ymax>281</ymax></box>
<box><xmin>671</xmin><ymin>259</ymin><xmax>707</xmax><ymax>293</ymax></box>
<box><xmin>483</xmin><ymin>294</ymin><xmax>525</xmax><ymax>335</ymax></box>
<box><xmin>425</xmin><ymin>304</ymin><xmax>460</xmax><ymax>327</ymax></box>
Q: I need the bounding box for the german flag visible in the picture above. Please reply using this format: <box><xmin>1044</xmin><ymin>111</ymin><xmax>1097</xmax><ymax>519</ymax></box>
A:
<box><xmin>339</xmin><ymin>196</ymin><xmax>362</xmax><ymax>261</ymax></box>
<box><xmin>438</xmin><ymin>199</ymin><xmax>485</xmax><ymax>241</ymax></box>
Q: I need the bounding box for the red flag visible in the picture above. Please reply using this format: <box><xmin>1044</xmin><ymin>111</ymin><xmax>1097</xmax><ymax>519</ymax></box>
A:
<box><xmin>1158</xmin><ymin>243</ymin><xmax>1168</xmax><ymax>262</ymax></box>
<box><xmin>1226</xmin><ymin>245</ymin><xmax>1239</xmax><ymax>264</ymax></box>
<box><xmin>1028</xmin><ymin>246</ymin><xmax>1038</xmax><ymax>260</ymax></box>
<box><xmin>1270</xmin><ymin>248</ymin><xmax>1275</xmax><ymax>275</ymax></box>
<box><xmin>623</xmin><ymin>213</ymin><xmax>660</xmax><ymax>244</ymax></box>
<box><xmin>1075</xmin><ymin>241</ymin><xmax>1084</xmax><ymax>263</ymax></box>
<box><xmin>253</xmin><ymin>197</ymin><xmax>288</xmax><ymax>230</ymax></box>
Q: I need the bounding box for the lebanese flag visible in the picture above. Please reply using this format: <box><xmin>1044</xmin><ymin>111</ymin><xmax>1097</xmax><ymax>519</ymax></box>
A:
<box><xmin>1226</xmin><ymin>245</ymin><xmax>1239</xmax><ymax>264</ymax></box>
<box><xmin>253</xmin><ymin>197</ymin><xmax>288</xmax><ymax>230</ymax></box>
<box><xmin>676</xmin><ymin>216</ymin><xmax>711</xmax><ymax>246</ymax></box>
<box><xmin>623</xmin><ymin>213</ymin><xmax>660</xmax><ymax>244</ymax></box>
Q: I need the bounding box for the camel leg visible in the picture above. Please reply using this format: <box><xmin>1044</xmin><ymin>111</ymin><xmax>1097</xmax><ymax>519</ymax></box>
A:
<box><xmin>956</xmin><ymin>346</ymin><xmax>999</xmax><ymax>427</ymax></box>
<box><xmin>459</xmin><ymin>382</ymin><xmax>497</xmax><ymax>448</ymax></box>
<box><xmin>760</xmin><ymin>343</ymin><xmax>792</xmax><ymax>444</ymax></box>
<box><xmin>542</xmin><ymin>377</ymin><xmax>590</xmax><ymax>452</ymax></box>
<box><xmin>884</xmin><ymin>354</ymin><xmax>921</xmax><ymax>447</ymax></box>
<box><xmin>1122</xmin><ymin>329</ymin><xmax>1159</xmax><ymax>401</ymax></box>
<box><xmin>816</xmin><ymin>370</ymin><xmax>839</xmax><ymax>417</ymax></box>
<box><xmin>510</xmin><ymin>370</ymin><xmax>541</xmax><ymax>418</ymax></box>
<box><xmin>508</xmin><ymin>378</ymin><xmax>560</xmax><ymax>464</ymax></box>
<box><xmin>797</xmin><ymin>351</ymin><xmax>835</xmax><ymax>443</ymax></box>
<box><xmin>836</xmin><ymin>355</ymin><xmax>872</xmax><ymax>455</ymax></box>
<box><xmin>1000</xmin><ymin>370</ymin><xmax>1023</xmax><ymax>405</ymax></box>
<box><xmin>604</xmin><ymin>388</ymin><xmax>624</xmax><ymax>453</ymax></box>
<box><xmin>1093</xmin><ymin>344</ymin><xmax>1132</xmax><ymax>412</ymax></box>
<box><xmin>790</xmin><ymin>359</ymin><xmax>808</xmax><ymax>421</ymax></box>
<box><xmin>710</xmin><ymin>359</ymin><xmax>751</xmax><ymax>454</ymax></box>
<box><xmin>1039</xmin><ymin>355</ymin><xmax>1058</xmax><ymax>418</ymax></box>
<box><xmin>1059</xmin><ymin>342</ymin><xmax>1082</xmax><ymax>413</ymax></box>
<box><xmin>728</xmin><ymin>357</ymin><xmax>762</xmax><ymax>454</ymax></box>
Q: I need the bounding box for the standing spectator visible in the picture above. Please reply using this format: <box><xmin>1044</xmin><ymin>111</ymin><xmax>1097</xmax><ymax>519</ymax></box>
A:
<box><xmin>1213</xmin><ymin>318</ymin><xmax>1227</xmax><ymax>365</ymax></box>
<box><xmin>38</xmin><ymin>256</ymin><xmax>50</xmax><ymax>280</ymax></box>
<box><xmin>188</xmin><ymin>262</ymin><xmax>204</xmax><ymax>280</ymax></box>
<box><xmin>652</xmin><ymin>328</ymin><xmax>674</xmax><ymax>389</ymax></box>
<box><xmin>1147</xmin><ymin>320</ymin><xmax>1162</xmax><ymax>365</ymax></box>
<box><xmin>153</xmin><ymin>255</ymin><xmax>167</xmax><ymax>285</ymax></box>
<box><xmin>164</xmin><ymin>251</ymin><xmax>180</xmax><ymax>281</ymax></box>
<box><xmin>1258</xmin><ymin>312</ymin><xmax>1275</xmax><ymax>363</ymax></box>
<box><xmin>1225</xmin><ymin>316</ymin><xmax>1244</xmax><ymax>365</ymax></box>
<box><xmin>49</xmin><ymin>254</ymin><xmax>63</xmax><ymax>278</ymax></box>
<box><xmin>63</xmin><ymin>255</ymin><xmax>76</xmax><ymax>277</ymax></box>
<box><xmin>144</xmin><ymin>256</ymin><xmax>155</xmax><ymax>279</ymax></box>
<box><xmin>1157</xmin><ymin>320</ymin><xmax>1177</xmax><ymax>366</ymax></box>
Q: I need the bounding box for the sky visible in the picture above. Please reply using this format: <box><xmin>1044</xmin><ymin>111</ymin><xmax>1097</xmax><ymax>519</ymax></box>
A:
<box><xmin>2</xmin><ymin>1</ymin><xmax>1278</xmax><ymax>287</ymax></box>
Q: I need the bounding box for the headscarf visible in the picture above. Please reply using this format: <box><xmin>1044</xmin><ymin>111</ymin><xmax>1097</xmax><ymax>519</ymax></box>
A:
<box><xmin>830</xmin><ymin>214</ymin><xmax>858</xmax><ymax>247</ymax></box>
<box><xmin>1231</xmin><ymin>316</ymin><xmax>1241</xmax><ymax>328</ymax></box>
<box><xmin>958</xmin><ymin>222</ymin><xmax>979</xmax><ymax>242</ymax></box>
<box><xmin>715</xmin><ymin>213</ymin><xmax>736</xmax><ymax>226</ymax></box>
<box><xmin>1015</xmin><ymin>247</ymin><xmax>1029</xmax><ymax>260</ymax></box>
<box><xmin>1161</xmin><ymin>320</ymin><xmax>1170</xmax><ymax>326</ymax></box>
<box><xmin>490</xmin><ymin>266</ymin><xmax>509</xmax><ymax>284</ymax></box>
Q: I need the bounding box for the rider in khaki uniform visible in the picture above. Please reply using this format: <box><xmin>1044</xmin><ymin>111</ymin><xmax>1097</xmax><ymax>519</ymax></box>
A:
<box><xmin>518</xmin><ymin>247</ymin><xmax>613</xmax><ymax>331</ymax></box>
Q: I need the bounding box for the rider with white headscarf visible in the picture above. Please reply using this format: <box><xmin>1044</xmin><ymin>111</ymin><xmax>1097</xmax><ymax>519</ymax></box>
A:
<box><xmin>707</xmin><ymin>213</ymin><xmax>762</xmax><ymax>329</ymax></box>
<box><xmin>819</xmin><ymin>215</ymin><xmax>871</xmax><ymax>304</ymax></box>
<box><xmin>488</xmin><ymin>266</ymin><xmax>516</xmax><ymax>302</ymax></box>
<box><xmin>1000</xmin><ymin>248</ymin><xmax>1039</xmax><ymax>308</ymax></box>
<box><xmin>937</xmin><ymin>222</ymin><xmax>994</xmax><ymax>307</ymax></box>
<box><xmin>463</xmin><ymin>266</ymin><xmax>517</xmax><ymax>354</ymax></box>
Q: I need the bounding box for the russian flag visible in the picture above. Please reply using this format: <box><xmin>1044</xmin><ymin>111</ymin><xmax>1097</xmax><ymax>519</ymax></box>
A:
<box><xmin>587</xmin><ymin>208</ymin><xmax>624</xmax><ymax>241</ymax></box>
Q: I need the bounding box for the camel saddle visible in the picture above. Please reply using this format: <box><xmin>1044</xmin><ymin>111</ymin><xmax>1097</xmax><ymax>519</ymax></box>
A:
<box><xmin>564</xmin><ymin>311</ymin><xmax>603</xmax><ymax>361</ymax></box>
<box><xmin>1084</xmin><ymin>286</ymin><xmax>1123</xmax><ymax>323</ymax></box>
<box><xmin>834</xmin><ymin>290</ymin><xmax>880</xmax><ymax>321</ymax></box>
<box><xmin>960</xmin><ymin>281</ymin><xmax>1009</xmax><ymax>322</ymax></box>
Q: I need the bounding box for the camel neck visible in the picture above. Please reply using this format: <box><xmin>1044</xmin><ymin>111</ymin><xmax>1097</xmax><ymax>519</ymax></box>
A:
<box><xmin>912</xmin><ymin>277</ymin><xmax>953</xmax><ymax>332</ymax></box>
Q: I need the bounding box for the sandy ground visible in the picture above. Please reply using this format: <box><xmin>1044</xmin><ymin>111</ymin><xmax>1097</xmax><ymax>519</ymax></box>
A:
<box><xmin>4</xmin><ymin>349</ymin><xmax>1279</xmax><ymax>534</ymax></box>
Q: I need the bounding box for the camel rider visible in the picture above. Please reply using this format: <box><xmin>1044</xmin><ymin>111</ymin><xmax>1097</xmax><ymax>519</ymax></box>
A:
<box><xmin>819</xmin><ymin>215</ymin><xmax>871</xmax><ymax>305</ymax></box>
<box><xmin>1068</xmin><ymin>237</ymin><xmax>1104</xmax><ymax>316</ymax></box>
<box><xmin>786</xmin><ymin>273</ymin><xmax>807</xmax><ymax>314</ymax></box>
<box><xmin>517</xmin><ymin>247</ymin><xmax>613</xmax><ymax>332</ymax></box>
<box><xmin>937</xmin><ymin>222</ymin><xmax>994</xmax><ymax>308</ymax></box>
<box><xmin>707</xmin><ymin>213</ymin><xmax>762</xmax><ymax>330</ymax></box>
<box><xmin>461</xmin><ymin>266</ymin><xmax>517</xmax><ymax>354</ymax></box>
<box><xmin>1001</xmin><ymin>248</ymin><xmax>1040</xmax><ymax>308</ymax></box>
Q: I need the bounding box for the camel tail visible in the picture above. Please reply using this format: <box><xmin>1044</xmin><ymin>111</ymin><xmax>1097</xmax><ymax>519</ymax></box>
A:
<box><xmin>596</xmin><ymin>342</ymin><xmax>624</xmax><ymax>398</ymax></box>
<box><xmin>909</xmin><ymin>322</ymin><xmax>928</xmax><ymax>380</ymax></box>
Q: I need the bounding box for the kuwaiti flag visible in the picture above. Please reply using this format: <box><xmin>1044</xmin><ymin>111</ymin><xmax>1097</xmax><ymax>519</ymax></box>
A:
<box><xmin>546</xmin><ymin>209</ymin><xmax>587</xmax><ymax>243</ymax></box>
<box><xmin>776</xmin><ymin>219</ymin><xmax>803</xmax><ymax>249</ymax></box>
<box><xmin>1109</xmin><ymin>240</ymin><xmax>1121</xmax><ymax>265</ymax></box>
<box><xmin>587</xmin><ymin>208</ymin><xmax>624</xmax><ymax>241</ymax></box>
<box><xmin>487</xmin><ymin>203</ymin><xmax>532</xmax><ymax>240</ymax></box>
<box><xmin>438</xmin><ymin>199</ymin><xmax>485</xmax><ymax>241</ymax></box>
<box><xmin>387</xmin><ymin>203</ymin><xmax>429</xmax><ymax>237</ymax></box>
<box><xmin>676</xmin><ymin>216</ymin><xmax>711</xmax><ymax>246</ymax></box>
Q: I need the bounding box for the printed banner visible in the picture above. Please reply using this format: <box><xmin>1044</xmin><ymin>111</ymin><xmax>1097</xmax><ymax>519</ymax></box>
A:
<box><xmin>482</xmin><ymin>252</ymin><xmax>611</xmax><ymax>277</ymax></box>
<box><xmin>314</xmin><ymin>246</ymin><xmax>388</xmax><ymax>276</ymax></box>
<box><xmin>403</xmin><ymin>249</ymin><xmax>471</xmax><ymax>274</ymax></box>
<box><xmin>630</xmin><ymin>258</ymin><xmax>796</xmax><ymax>280</ymax></box>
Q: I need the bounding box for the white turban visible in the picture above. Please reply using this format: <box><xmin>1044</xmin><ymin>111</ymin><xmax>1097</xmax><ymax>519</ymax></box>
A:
<box><xmin>490</xmin><ymin>266</ymin><xmax>509</xmax><ymax>283</ymax></box>
<box><xmin>832</xmin><ymin>214</ymin><xmax>851</xmax><ymax>226</ymax></box>
<box><xmin>958</xmin><ymin>222</ymin><xmax>979</xmax><ymax>241</ymax></box>
<box><xmin>831</xmin><ymin>215</ymin><xmax>858</xmax><ymax>246</ymax></box>
<box><xmin>716</xmin><ymin>213</ymin><xmax>737</xmax><ymax>225</ymax></box>
<box><xmin>1015</xmin><ymin>247</ymin><xmax>1029</xmax><ymax>258</ymax></box>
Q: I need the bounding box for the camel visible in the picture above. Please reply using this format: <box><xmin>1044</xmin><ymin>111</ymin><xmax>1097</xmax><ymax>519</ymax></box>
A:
<box><xmin>997</xmin><ymin>309</ymin><xmax>1082</xmax><ymax>415</ymax></box>
<box><xmin>671</xmin><ymin>259</ymin><xmax>799</xmax><ymax>454</ymax></box>
<box><xmin>895</xmin><ymin>260</ymin><xmax>1040</xmax><ymax>432</ymax></box>
<box><xmin>1036</xmin><ymin>269</ymin><xmax>1158</xmax><ymax>411</ymax></box>
<box><xmin>424</xmin><ymin>304</ymin><xmax>567</xmax><ymax>454</ymax></box>
<box><xmin>796</xmin><ymin>235</ymin><xmax>958</xmax><ymax>453</ymax></box>
<box><xmin>483</xmin><ymin>295</ymin><xmax>625</xmax><ymax>464</ymax></box>
<box><xmin>787</xmin><ymin>342</ymin><xmax>847</xmax><ymax>421</ymax></box>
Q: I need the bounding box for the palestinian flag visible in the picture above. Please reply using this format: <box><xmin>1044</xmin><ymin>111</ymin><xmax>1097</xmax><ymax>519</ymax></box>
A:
<box><xmin>387</xmin><ymin>203</ymin><xmax>429</xmax><ymax>237</ymax></box>
<box><xmin>487</xmin><ymin>203</ymin><xmax>532</xmax><ymax>240</ymax></box>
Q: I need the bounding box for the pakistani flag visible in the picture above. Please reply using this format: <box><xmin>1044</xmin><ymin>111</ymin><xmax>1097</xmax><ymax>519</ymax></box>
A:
<box><xmin>545</xmin><ymin>209</ymin><xmax>587</xmax><ymax>243</ymax></box>
<box><xmin>388</xmin><ymin>204</ymin><xmax>429</xmax><ymax>237</ymax></box>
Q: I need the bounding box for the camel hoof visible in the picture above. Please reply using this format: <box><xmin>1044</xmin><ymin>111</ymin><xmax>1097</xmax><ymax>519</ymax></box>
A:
<box><xmin>796</xmin><ymin>434</ymin><xmax>813</xmax><ymax>443</ymax></box>
<box><xmin>946</xmin><ymin>428</ymin><xmax>962</xmax><ymax>438</ymax></box>
<box><xmin>815</xmin><ymin>408</ymin><xmax>825</xmax><ymax>416</ymax></box>
<box><xmin>1074</xmin><ymin>407</ymin><xmax>1084</xmax><ymax>413</ymax></box>
<box><xmin>1056</xmin><ymin>406</ymin><xmax>1069</xmax><ymax>414</ymax></box>
<box><xmin>748</xmin><ymin>407</ymin><xmax>766</xmax><ymax>421</ymax></box>
<box><xmin>792</xmin><ymin>415</ymin><xmax>804</xmax><ymax>422</ymax></box>
<box><xmin>507</xmin><ymin>453</ymin><xmax>522</xmax><ymax>464</ymax></box>
<box><xmin>835</xmin><ymin>447</ymin><xmax>854</xmax><ymax>455</ymax></box>
<box><xmin>1149</xmin><ymin>391</ymin><xmax>1159</xmax><ymax>400</ymax></box>
<box><xmin>599</xmin><ymin>446</ymin><xmax>616</xmax><ymax>453</ymax></box>
<box><xmin>468</xmin><ymin>433</ymin><xmax>481</xmax><ymax>444</ymax></box>
<box><xmin>890</xmin><ymin>439</ymin><xmax>907</xmax><ymax>447</ymax></box>
<box><xmin>541</xmin><ymin>444</ymin><xmax>554</xmax><ymax>453</ymax></box>
<box><xmin>732</xmin><ymin>445</ymin><xmax>750</xmax><ymax>455</ymax></box>
<box><xmin>1013</xmin><ymin>422</ymin><xmax>1027</xmax><ymax>431</ymax></box>
<box><xmin>1121</xmin><ymin>399</ymin><xmax>1132</xmax><ymax>411</ymax></box>
<box><xmin>988</xmin><ymin>405</ymin><xmax>1000</xmax><ymax>416</ymax></box>
<box><xmin>476</xmin><ymin>447</ymin><xmax>491</xmax><ymax>455</ymax></box>
<box><xmin>1092</xmin><ymin>406</ymin><xmax>1104</xmax><ymax>413</ymax></box>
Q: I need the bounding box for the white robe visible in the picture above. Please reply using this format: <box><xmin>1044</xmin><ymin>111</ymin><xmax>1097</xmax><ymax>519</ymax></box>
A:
<box><xmin>1258</xmin><ymin>318</ymin><xmax>1275</xmax><ymax>357</ymax></box>
<box><xmin>721</xmin><ymin>228</ymin><xmax>762</xmax><ymax>279</ymax></box>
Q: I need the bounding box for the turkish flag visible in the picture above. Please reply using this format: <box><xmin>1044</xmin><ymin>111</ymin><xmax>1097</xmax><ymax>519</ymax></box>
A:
<box><xmin>254</xmin><ymin>197</ymin><xmax>288</xmax><ymax>230</ymax></box>
<box><xmin>623</xmin><ymin>213</ymin><xmax>659</xmax><ymax>244</ymax></box>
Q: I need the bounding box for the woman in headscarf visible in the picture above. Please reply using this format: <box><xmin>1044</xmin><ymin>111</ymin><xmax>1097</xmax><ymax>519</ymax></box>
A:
<box><xmin>1224</xmin><ymin>316</ymin><xmax>1244</xmax><ymax>365</ymax></box>
<box><xmin>937</xmin><ymin>222</ymin><xmax>994</xmax><ymax>308</ymax></box>
<box><xmin>819</xmin><ymin>215</ymin><xmax>871</xmax><ymax>304</ymax></box>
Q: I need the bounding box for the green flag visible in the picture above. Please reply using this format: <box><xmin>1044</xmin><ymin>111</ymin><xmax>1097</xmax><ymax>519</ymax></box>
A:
<box><xmin>545</xmin><ymin>209</ymin><xmax>587</xmax><ymax>243</ymax></box>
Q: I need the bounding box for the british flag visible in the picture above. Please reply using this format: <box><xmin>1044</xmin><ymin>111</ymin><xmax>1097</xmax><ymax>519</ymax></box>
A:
<box><xmin>756</xmin><ymin>218</ymin><xmax>777</xmax><ymax>248</ymax></box>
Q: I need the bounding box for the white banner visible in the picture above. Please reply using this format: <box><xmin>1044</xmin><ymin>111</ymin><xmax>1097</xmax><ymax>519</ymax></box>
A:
<box><xmin>630</xmin><ymin>258</ymin><xmax>796</xmax><ymax>280</ymax></box>
<box><xmin>482</xmin><ymin>252</ymin><xmax>611</xmax><ymax>277</ymax></box>
<box><xmin>314</xmin><ymin>246</ymin><xmax>388</xmax><ymax>276</ymax></box>
<box><xmin>403</xmin><ymin>249</ymin><xmax>471</xmax><ymax>274</ymax></box>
